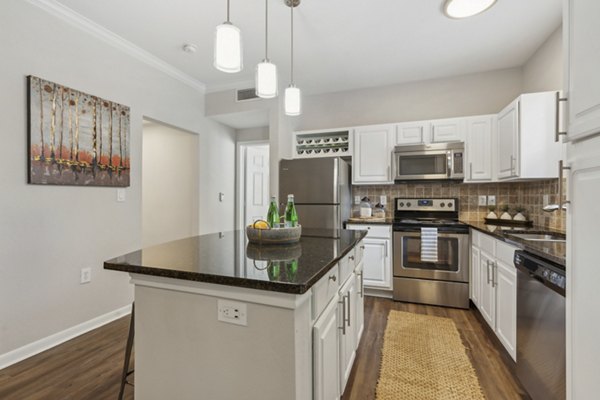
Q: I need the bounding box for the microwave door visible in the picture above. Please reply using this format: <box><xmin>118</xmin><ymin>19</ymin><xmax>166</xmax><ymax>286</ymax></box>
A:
<box><xmin>395</xmin><ymin>151</ymin><xmax>449</xmax><ymax>180</ymax></box>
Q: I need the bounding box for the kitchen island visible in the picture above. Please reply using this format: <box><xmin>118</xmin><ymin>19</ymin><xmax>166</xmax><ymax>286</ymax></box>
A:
<box><xmin>105</xmin><ymin>228</ymin><xmax>367</xmax><ymax>400</ymax></box>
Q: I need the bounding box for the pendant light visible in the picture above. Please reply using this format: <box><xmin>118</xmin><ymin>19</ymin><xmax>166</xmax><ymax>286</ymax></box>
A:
<box><xmin>214</xmin><ymin>0</ymin><xmax>243</xmax><ymax>73</ymax></box>
<box><xmin>443</xmin><ymin>0</ymin><xmax>497</xmax><ymax>19</ymax></box>
<box><xmin>284</xmin><ymin>0</ymin><xmax>301</xmax><ymax>116</ymax></box>
<box><xmin>256</xmin><ymin>0</ymin><xmax>278</xmax><ymax>98</ymax></box>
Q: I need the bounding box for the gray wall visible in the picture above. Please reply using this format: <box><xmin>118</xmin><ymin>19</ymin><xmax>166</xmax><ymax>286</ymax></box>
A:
<box><xmin>522</xmin><ymin>26</ymin><xmax>563</xmax><ymax>93</ymax></box>
<box><xmin>236</xmin><ymin>126</ymin><xmax>269</xmax><ymax>142</ymax></box>
<box><xmin>0</xmin><ymin>0</ymin><xmax>235</xmax><ymax>357</ymax></box>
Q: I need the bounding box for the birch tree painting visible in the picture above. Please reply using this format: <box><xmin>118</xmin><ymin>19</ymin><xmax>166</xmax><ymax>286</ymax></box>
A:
<box><xmin>28</xmin><ymin>76</ymin><xmax>130</xmax><ymax>186</ymax></box>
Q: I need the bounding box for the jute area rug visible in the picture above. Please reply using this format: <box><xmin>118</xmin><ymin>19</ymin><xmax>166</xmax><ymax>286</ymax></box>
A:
<box><xmin>376</xmin><ymin>310</ymin><xmax>485</xmax><ymax>400</ymax></box>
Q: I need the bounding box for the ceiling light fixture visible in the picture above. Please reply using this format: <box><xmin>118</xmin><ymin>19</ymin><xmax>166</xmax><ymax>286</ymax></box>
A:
<box><xmin>256</xmin><ymin>0</ymin><xmax>278</xmax><ymax>99</ymax></box>
<box><xmin>284</xmin><ymin>0</ymin><xmax>301</xmax><ymax>116</ymax></box>
<box><xmin>214</xmin><ymin>0</ymin><xmax>243</xmax><ymax>73</ymax></box>
<box><xmin>443</xmin><ymin>0</ymin><xmax>497</xmax><ymax>19</ymax></box>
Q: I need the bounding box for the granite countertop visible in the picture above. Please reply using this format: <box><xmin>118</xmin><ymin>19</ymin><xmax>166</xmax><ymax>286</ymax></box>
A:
<box><xmin>345</xmin><ymin>218</ymin><xmax>394</xmax><ymax>225</ymax></box>
<box><xmin>104</xmin><ymin>228</ymin><xmax>368</xmax><ymax>295</ymax></box>
<box><xmin>462</xmin><ymin>220</ymin><xmax>566</xmax><ymax>267</ymax></box>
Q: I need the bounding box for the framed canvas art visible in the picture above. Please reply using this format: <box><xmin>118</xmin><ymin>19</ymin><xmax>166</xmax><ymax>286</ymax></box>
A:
<box><xmin>28</xmin><ymin>76</ymin><xmax>130</xmax><ymax>187</ymax></box>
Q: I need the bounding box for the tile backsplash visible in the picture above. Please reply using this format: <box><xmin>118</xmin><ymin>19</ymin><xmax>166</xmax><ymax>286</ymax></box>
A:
<box><xmin>352</xmin><ymin>179</ymin><xmax>566</xmax><ymax>232</ymax></box>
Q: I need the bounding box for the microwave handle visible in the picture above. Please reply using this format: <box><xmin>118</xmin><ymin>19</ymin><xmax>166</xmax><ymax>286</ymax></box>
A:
<box><xmin>447</xmin><ymin>152</ymin><xmax>452</xmax><ymax>177</ymax></box>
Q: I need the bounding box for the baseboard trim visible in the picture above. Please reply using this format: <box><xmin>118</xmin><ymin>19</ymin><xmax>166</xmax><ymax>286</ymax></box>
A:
<box><xmin>0</xmin><ymin>304</ymin><xmax>132</xmax><ymax>370</ymax></box>
<box><xmin>365</xmin><ymin>288</ymin><xmax>393</xmax><ymax>299</ymax></box>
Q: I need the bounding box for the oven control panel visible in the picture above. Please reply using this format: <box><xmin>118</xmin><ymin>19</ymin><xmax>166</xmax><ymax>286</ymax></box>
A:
<box><xmin>395</xmin><ymin>198</ymin><xmax>457</xmax><ymax>212</ymax></box>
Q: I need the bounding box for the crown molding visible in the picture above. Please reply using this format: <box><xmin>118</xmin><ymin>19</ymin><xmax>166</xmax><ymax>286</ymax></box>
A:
<box><xmin>26</xmin><ymin>0</ymin><xmax>206</xmax><ymax>93</ymax></box>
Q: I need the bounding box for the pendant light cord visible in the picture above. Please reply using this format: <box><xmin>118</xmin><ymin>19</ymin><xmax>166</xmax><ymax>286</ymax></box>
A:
<box><xmin>265</xmin><ymin>0</ymin><xmax>269</xmax><ymax>59</ymax></box>
<box><xmin>226</xmin><ymin>0</ymin><xmax>230</xmax><ymax>22</ymax></box>
<box><xmin>290</xmin><ymin>2</ymin><xmax>294</xmax><ymax>83</ymax></box>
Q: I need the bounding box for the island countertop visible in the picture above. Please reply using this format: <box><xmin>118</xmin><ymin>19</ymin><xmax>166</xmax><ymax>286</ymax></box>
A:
<box><xmin>104</xmin><ymin>228</ymin><xmax>367</xmax><ymax>295</ymax></box>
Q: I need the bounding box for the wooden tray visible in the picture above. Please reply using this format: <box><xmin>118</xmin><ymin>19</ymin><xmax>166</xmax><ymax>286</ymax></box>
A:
<box><xmin>484</xmin><ymin>218</ymin><xmax>533</xmax><ymax>227</ymax></box>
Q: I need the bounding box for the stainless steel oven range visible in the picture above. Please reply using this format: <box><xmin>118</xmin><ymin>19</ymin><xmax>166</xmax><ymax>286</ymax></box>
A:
<box><xmin>392</xmin><ymin>198</ymin><xmax>470</xmax><ymax>309</ymax></box>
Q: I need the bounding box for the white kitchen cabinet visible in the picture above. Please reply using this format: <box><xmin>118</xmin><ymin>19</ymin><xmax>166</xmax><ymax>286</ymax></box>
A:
<box><xmin>563</xmin><ymin>0</ymin><xmax>600</xmax><ymax>142</ymax></box>
<box><xmin>395</xmin><ymin>121</ymin><xmax>429</xmax><ymax>145</ymax></box>
<box><xmin>313</xmin><ymin>297</ymin><xmax>340</xmax><ymax>400</ymax></box>
<box><xmin>352</xmin><ymin>125</ymin><xmax>393</xmax><ymax>184</ymax></box>
<box><xmin>470</xmin><ymin>245</ymin><xmax>481</xmax><ymax>306</ymax></box>
<box><xmin>431</xmin><ymin>117</ymin><xmax>465</xmax><ymax>143</ymax></box>
<box><xmin>338</xmin><ymin>274</ymin><xmax>356</xmax><ymax>393</ymax></box>
<box><xmin>346</xmin><ymin>225</ymin><xmax>392</xmax><ymax>291</ymax></box>
<box><xmin>495</xmin><ymin>259</ymin><xmax>517</xmax><ymax>360</ymax></box>
<box><xmin>353</xmin><ymin>260</ymin><xmax>365</xmax><ymax>348</ymax></box>
<box><xmin>497</xmin><ymin>92</ymin><xmax>563</xmax><ymax>181</ymax></box>
<box><xmin>465</xmin><ymin>115</ymin><xmax>495</xmax><ymax>182</ymax></box>
<box><xmin>470</xmin><ymin>229</ymin><xmax>518</xmax><ymax>361</ymax></box>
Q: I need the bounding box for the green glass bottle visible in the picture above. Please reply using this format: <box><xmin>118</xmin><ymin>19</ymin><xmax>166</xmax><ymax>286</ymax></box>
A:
<box><xmin>266</xmin><ymin>196</ymin><xmax>280</xmax><ymax>228</ymax></box>
<box><xmin>284</xmin><ymin>194</ymin><xmax>298</xmax><ymax>227</ymax></box>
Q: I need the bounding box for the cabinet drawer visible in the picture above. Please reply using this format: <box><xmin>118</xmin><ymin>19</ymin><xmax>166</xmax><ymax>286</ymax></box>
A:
<box><xmin>312</xmin><ymin>266</ymin><xmax>340</xmax><ymax>321</ymax></box>
<box><xmin>496</xmin><ymin>240</ymin><xmax>518</xmax><ymax>266</ymax></box>
<box><xmin>346</xmin><ymin>224</ymin><xmax>391</xmax><ymax>239</ymax></box>
<box><xmin>479</xmin><ymin>232</ymin><xmax>496</xmax><ymax>254</ymax></box>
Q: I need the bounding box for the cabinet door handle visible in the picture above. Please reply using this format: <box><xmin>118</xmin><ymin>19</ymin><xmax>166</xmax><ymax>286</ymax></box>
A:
<box><xmin>329</xmin><ymin>275</ymin><xmax>337</xmax><ymax>282</ymax></box>
<box><xmin>358</xmin><ymin>271</ymin><xmax>364</xmax><ymax>298</ymax></box>
<box><xmin>510</xmin><ymin>155</ymin><xmax>515</xmax><ymax>176</ymax></box>
<box><xmin>470</xmin><ymin>162</ymin><xmax>473</xmax><ymax>180</ymax></box>
<box><xmin>346</xmin><ymin>293</ymin><xmax>351</xmax><ymax>327</ymax></box>
<box><xmin>492</xmin><ymin>262</ymin><xmax>497</xmax><ymax>288</ymax></box>
<box><xmin>559</xmin><ymin>160</ymin><xmax>571</xmax><ymax>207</ymax></box>
<box><xmin>486</xmin><ymin>260</ymin><xmax>491</xmax><ymax>284</ymax></box>
<box><xmin>555</xmin><ymin>92</ymin><xmax>568</xmax><ymax>142</ymax></box>
<box><xmin>338</xmin><ymin>296</ymin><xmax>346</xmax><ymax>335</ymax></box>
<box><xmin>349</xmin><ymin>255</ymin><xmax>355</xmax><ymax>261</ymax></box>
<box><xmin>384</xmin><ymin>241</ymin><xmax>388</xmax><ymax>258</ymax></box>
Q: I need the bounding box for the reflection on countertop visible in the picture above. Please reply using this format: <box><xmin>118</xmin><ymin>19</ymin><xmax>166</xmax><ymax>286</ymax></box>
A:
<box><xmin>104</xmin><ymin>228</ymin><xmax>368</xmax><ymax>294</ymax></box>
<box><xmin>462</xmin><ymin>220</ymin><xmax>566</xmax><ymax>267</ymax></box>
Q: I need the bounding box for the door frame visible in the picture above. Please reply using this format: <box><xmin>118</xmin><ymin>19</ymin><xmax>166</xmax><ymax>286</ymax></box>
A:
<box><xmin>236</xmin><ymin>140</ymin><xmax>270</xmax><ymax>231</ymax></box>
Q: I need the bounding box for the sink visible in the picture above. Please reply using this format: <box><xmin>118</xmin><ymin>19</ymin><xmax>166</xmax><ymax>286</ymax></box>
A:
<box><xmin>507</xmin><ymin>233</ymin><xmax>566</xmax><ymax>243</ymax></box>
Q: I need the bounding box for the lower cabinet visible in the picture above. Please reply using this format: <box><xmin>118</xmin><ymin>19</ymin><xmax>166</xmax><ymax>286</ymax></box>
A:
<box><xmin>346</xmin><ymin>225</ymin><xmax>392</xmax><ymax>291</ymax></box>
<box><xmin>470</xmin><ymin>230</ymin><xmax>517</xmax><ymax>361</ymax></box>
<box><xmin>313</xmin><ymin>241</ymin><xmax>365</xmax><ymax>400</ymax></box>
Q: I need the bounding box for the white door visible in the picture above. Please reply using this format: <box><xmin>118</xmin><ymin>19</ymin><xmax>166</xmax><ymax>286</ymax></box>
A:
<box><xmin>567</xmin><ymin>136</ymin><xmax>600</xmax><ymax>399</ymax></box>
<box><xmin>431</xmin><ymin>118</ymin><xmax>465</xmax><ymax>143</ymax></box>
<box><xmin>497</xmin><ymin>99</ymin><xmax>520</xmax><ymax>179</ymax></box>
<box><xmin>465</xmin><ymin>116</ymin><xmax>494</xmax><ymax>181</ymax></box>
<box><xmin>354</xmin><ymin>262</ymin><xmax>365</xmax><ymax>348</ymax></box>
<box><xmin>495</xmin><ymin>259</ymin><xmax>517</xmax><ymax>361</ymax></box>
<box><xmin>470</xmin><ymin>246</ymin><xmax>481</xmax><ymax>307</ymax></box>
<box><xmin>338</xmin><ymin>277</ymin><xmax>356</xmax><ymax>394</ymax></box>
<box><xmin>244</xmin><ymin>144</ymin><xmax>270</xmax><ymax>226</ymax></box>
<box><xmin>395</xmin><ymin>121</ymin><xmax>428</xmax><ymax>145</ymax></box>
<box><xmin>478</xmin><ymin>250</ymin><xmax>496</xmax><ymax>329</ymax></box>
<box><xmin>352</xmin><ymin>125</ymin><xmax>393</xmax><ymax>184</ymax></box>
<box><xmin>362</xmin><ymin>238</ymin><xmax>391</xmax><ymax>289</ymax></box>
<box><xmin>313</xmin><ymin>298</ymin><xmax>340</xmax><ymax>400</ymax></box>
<box><xmin>564</xmin><ymin>0</ymin><xmax>600</xmax><ymax>141</ymax></box>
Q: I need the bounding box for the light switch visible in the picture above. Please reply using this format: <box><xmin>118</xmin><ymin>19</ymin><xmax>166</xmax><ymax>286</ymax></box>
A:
<box><xmin>116</xmin><ymin>189</ymin><xmax>126</xmax><ymax>202</ymax></box>
<box><xmin>354</xmin><ymin>196</ymin><xmax>361</xmax><ymax>205</ymax></box>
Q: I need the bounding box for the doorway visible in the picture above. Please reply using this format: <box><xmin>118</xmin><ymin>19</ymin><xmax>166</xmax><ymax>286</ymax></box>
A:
<box><xmin>142</xmin><ymin>119</ymin><xmax>199</xmax><ymax>247</ymax></box>
<box><xmin>237</xmin><ymin>141</ymin><xmax>270</xmax><ymax>230</ymax></box>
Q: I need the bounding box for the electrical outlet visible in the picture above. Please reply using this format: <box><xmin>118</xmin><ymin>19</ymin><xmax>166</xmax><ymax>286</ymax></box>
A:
<box><xmin>80</xmin><ymin>267</ymin><xmax>92</xmax><ymax>284</ymax></box>
<box><xmin>217</xmin><ymin>299</ymin><xmax>247</xmax><ymax>326</ymax></box>
<box><xmin>478</xmin><ymin>196</ymin><xmax>487</xmax><ymax>206</ymax></box>
<box><xmin>488</xmin><ymin>195</ymin><xmax>496</xmax><ymax>206</ymax></box>
<box><xmin>354</xmin><ymin>196</ymin><xmax>361</xmax><ymax>205</ymax></box>
<box><xmin>379</xmin><ymin>195</ymin><xmax>387</xmax><ymax>205</ymax></box>
<box><xmin>116</xmin><ymin>189</ymin><xmax>126</xmax><ymax>202</ymax></box>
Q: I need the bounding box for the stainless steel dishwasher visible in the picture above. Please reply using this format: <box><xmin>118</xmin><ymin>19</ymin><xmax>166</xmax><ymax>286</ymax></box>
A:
<box><xmin>514</xmin><ymin>250</ymin><xmax>566</xmax><ymax>400</ymax></box>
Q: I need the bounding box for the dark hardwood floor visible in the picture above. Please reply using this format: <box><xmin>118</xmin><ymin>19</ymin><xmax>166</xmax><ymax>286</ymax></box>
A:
<box><xmin>0</xmin><ymin>297</ymin><xmax>527</xmax><ymax>400</ymax></box>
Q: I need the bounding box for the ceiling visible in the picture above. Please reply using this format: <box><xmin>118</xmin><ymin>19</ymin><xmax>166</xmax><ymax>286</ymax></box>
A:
<box><xmin>54</xmin><ymin>0</ymin><xmax>562</xmax><ymax>95</ymax></box>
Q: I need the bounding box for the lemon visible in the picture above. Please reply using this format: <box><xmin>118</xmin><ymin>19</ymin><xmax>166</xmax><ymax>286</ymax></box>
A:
<box><xmin>253</xmin><ymin>220</ymin><xmax>270</xmax><ymax>230</ymax></box>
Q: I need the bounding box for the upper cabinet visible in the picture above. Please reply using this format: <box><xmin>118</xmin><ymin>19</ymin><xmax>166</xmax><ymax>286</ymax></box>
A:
<box><xmin>431</xmin><ymin>118</ymin><xmax>466</xmax><ymax>143</ymax></box>
<box><xmin>496</xmin><ymin>92</ymin><xmax>563</xmax><ymax>181</ymax></box>
<box><xmin>465</xmin><ymin>115</ymin><xmax>495</xmax><ymax>182</ymax></box>
<box><xmin>352</xmin><ymin>124</ymin><xmax>394</xmax><ymax>185</ymax></box>
<box><xmin>395</xmin><ymin>121</ymin><xmax>429</xmax><ymax>145</ymax></box>
<box><xmin>563</xmin><ymin>0</ymin><xmax>600</xmax><ymax>142</ymax></box>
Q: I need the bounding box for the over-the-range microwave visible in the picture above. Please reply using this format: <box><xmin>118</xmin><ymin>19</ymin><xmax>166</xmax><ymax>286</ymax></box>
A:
<box><xmin>393</xmin><ymin>142</ymin><xmax>464</xmax><ymax>181</ymax></box>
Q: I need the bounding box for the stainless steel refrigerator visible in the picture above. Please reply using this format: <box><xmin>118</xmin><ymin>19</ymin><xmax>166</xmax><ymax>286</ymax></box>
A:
<box><xmin>279</xmin><ymin>158</ymin><xmax>351</xmax><ymax>230</ymax></box>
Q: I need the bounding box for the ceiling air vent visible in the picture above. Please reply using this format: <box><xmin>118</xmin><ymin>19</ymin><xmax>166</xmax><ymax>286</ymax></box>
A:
<box><xmin>236</xmin><ymin>88</ymin><xmax>260</xmax><ymax>102</ymax></box>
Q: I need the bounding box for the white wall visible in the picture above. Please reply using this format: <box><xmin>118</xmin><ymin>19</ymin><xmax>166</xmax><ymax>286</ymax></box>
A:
<box><xmin>295</xmin><ymin>68</ymin><xmax>524</xmax><ymax>131</ymax></box>
<box><xmin>0</xmin><ymin>0</ymin><xmax>235</xmax><ymax>359</ymax></box>
<box><xmin>523</xmin><ymin>26</ymin><xmax>563</xmax><ymax>93</ymax></box>
<box><xmin>236</xmin><ymin>126</ymin><xmax>269</xmax><ymax>142</ymax></box>
<box><xmin>142</xmin><ymin>122</ymin><xmax>200</xmax><ymax>247</ymax></box>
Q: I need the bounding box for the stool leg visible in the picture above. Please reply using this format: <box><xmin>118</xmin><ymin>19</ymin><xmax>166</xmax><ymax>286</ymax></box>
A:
<box><xmin>118</xmin><ymin>303</ymin><xmax>135</xmax><ymax>400</ymax></box>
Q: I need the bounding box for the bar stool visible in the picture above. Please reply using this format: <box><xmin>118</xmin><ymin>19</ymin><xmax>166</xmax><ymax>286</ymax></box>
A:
<box><xmin>118</xmin><ymin>303</ymin><xmax>135</xmax><ymax>400</ymax></box>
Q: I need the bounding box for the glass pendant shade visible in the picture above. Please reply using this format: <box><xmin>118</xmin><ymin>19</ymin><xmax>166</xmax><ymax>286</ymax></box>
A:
<box><xmin>285</xmin><ymin>85</ymin><xmax>301</xmax><ymax>116</ymax></box>
<box><xmin>214</xmin><ymin>22</ymin><xmax>242</xmax><ymax>73</ymax></box>
<box><xmin>256</xmin><ymin>60</ymin><xmax>278</xmax><ymax>98</ymax></box>
<box><xmin>444</xmin><ymin>0</ymin><xmax>496</xmax><ymax>19</ymax></box>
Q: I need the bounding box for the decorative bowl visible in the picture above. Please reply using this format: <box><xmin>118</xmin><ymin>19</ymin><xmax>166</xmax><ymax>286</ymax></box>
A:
<box><xmin>245</xmin><ymin>225</ymin><xmax>302</xmax><ymax>245</ymax></box>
